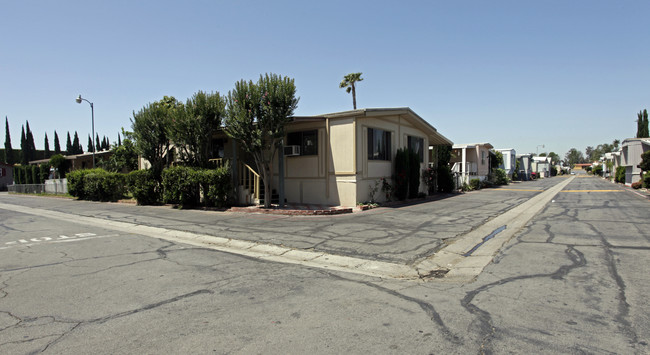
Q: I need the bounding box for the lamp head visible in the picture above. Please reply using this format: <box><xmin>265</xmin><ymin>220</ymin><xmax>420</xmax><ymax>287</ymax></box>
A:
<box><xmin>76</xmin><ymin>95</ymin><xmax>82</xmax><ymax>104</ymax></box>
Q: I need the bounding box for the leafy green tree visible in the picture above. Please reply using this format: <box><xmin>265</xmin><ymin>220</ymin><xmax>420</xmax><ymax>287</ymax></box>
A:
<box><xmin>637</xmin><ymin>109</ymin><xmax>649</xmax><ymax>138</ymax></box>
<box><xmin>131</xmin><ymin>96</ymin><xmax>180</xmax><ymax>178</ymax></box>
<box><xmin>547</xmin><ymin>152</ymin><xmax>560</xmax><ymax>165</ymax></box>
<box><xmin>339</xmin><ymin>72</ymin><xmax>363</xmax><ymax>109</ymax></box>
<box><xmin>564</xmin><ymin>148</ymin><xmax>585</xmax><ymax>168</ymax></box>
<box><xmin>100</xmin><ymin>135</ymin><xmax>138</xmax><ymax>173</ymax></box>
<box><xmin>54</xmin><ymin>131</ymin><xmax>61</xmax><ymax>155</ymax></box>
<box><xmin>170</xmin><ymin>91</ymin><xmax>227</xmax><ymax>168</ymax></box>
<box><xmin>4</xmin><ymin>117</ymin><xmax>13</xmax><ymax>164</ymax></box>
<box><xmin>225</xmin><ymin>74</ymin><xmax>299</xmax><ymax>208</ymax></box>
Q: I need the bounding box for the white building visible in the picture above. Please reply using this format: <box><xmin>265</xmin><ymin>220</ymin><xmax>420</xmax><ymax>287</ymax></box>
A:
<box><xmin>494</xmin><ymin>148</ymin><xmax>516</xmax><ymax>178</ymax></box>
<box><xmin>621</xmin><ymin>138</ymin><xmax>650</xmax><ymax>185</ymax></box>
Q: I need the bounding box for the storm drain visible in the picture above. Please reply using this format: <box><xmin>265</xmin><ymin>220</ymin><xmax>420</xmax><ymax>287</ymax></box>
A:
<box><xmin>462</xmin><ymin>225</ymin><xmax>506</xmax><ymax>257</ymax></box>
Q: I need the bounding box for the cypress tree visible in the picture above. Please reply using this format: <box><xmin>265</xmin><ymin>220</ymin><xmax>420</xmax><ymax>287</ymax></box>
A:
<box><xmin>66</xmin><ymin>132</ymin><xmax>73</xmax><ymax>155</ymax></box>
<box><xmin>72</xmin><ymin>131</ymin><xmax>81</xmax><ymax>154</ymax></box>
<box><xmin>54</xmin><ymin>131</ymin><xmax>61</xmax><ymax>155</ymax></box>
<box><xmin>96</xmin><ymin>134</ymin><xmax>100</xmax><ymax>152</ymax></box>
<box><xmin>637</xmin><ymin>109</ymin><xmax>649</xmax><ymax>138</ymax></box>
<box><xmin>641</xmin><ymin>109</ymin><xmax>650</xmax><ymax>138</ymax></box>
<box><xmin>4</xmin><ymin>117</ymin><xmax>13</xmax><ymax>164</ymax></box>
<box><xmin>87</xmin><ymin>135</ymin><xmax>94</xmax><ymax>153</ymax></box>
<box><xmin>20</xmin><ymin>125</ymin><xmax>27</xmax><ymax>164</ymax></box>
<box><xmin>44</xmin><ymin>133</ymin><xmax>50</xmax><ymax>158</ymax></box>
<box><xmin>118</xmin><ymin>132</ymin><xmax>121</xmax><ymax>147</ymax></box>
<box><xmin>25</xmin><ymin>121</ymin><xmax>35</xmax><ymax>162</ymax></box>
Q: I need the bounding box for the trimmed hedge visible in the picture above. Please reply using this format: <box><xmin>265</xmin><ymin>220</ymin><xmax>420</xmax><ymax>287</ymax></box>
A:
<box><xmin>199</xmin><ymin>166</ymin><xmax>232</xmax><ymax>207</ymax></box>
<box><xmin>66</xmin><ymin>166</ymin><xmax>231</xmax><ymax>207</ymax></box>
<box><xmin>67</xmin><ymin>168</ymin><xmax>126</xmax><ymax>201</ymax></box>
<box><xmin>126</xmin><ymin>169</ymin><xmax>161</xmax><ymax>205</ymax></box>
<box><xmin>643</xmin><ymin>172</ymin><xmax>650</xmax><ymax>189</ymax></box>
<box><xmin>162</xmin><ymin>166</ymin><xmax>201</xmax><ymax>207</ymax></box>
<box><xmin>161</xmin><ymin>166</ymin><xmax>231</xmax><ymax>208</ymax></box>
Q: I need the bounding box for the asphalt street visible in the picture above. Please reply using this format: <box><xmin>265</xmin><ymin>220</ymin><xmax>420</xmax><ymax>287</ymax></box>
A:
<box><xmin>0</xmin><ymin>175</ymin><xmax>648</xmax><ymax>354</ymax></box>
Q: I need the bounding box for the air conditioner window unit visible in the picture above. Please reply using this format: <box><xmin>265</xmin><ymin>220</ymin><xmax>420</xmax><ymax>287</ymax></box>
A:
<box><xmin>284</xmin><ymin>145</ymin><xmax>301</xmax><ymax>156</ymax></box>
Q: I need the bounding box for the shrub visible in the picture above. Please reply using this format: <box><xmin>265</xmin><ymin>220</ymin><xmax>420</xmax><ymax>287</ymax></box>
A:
<box><xmin>394</xmin><ymin>148</ymin><xmax>409</xmax><ymax>201</ymax></box>
<box><xmin>162</xmin><ymin>166</ymin><xmax>201</xmax><ymax>207</ymax></box>
<box><xmin>127</xmin><ymin>169</ymin><xmax>161</xmax><ymax>205</ymax></box>
<box><xmin>469</xmin><ymin>178</ymin><xmax>481</xmax><ymax>190</ymax></box>
<box><xmin>198</xmin><ymin>165</ymin><xmax>232</xmax><ymax>207</ymax></box>
<box><xmin>83</xmin><ymin>170</ymin><xmax>126</xmax><ymax>201</ymax></box>
<box><xmin>31</xmin><ymin>165</ymin><xmax>39</xmax><ymax>184</ymax></box>
<box><xmin>437</xmin><ymin>166</ymin><xmax>454</xmax><ymax>193</ymax></box>
<box><xmin>408</xmin><ymin>150</ymin><xmax>420</xmax><ymax>199</ymax></box>
<box><xmin>615</xmin><ymin>166</ymin><xmax>626</xmax><ymax>183</ymax></box>
<box><xmin>494</xmin><ymin>168</ymin><xmax>508</xmax><ymax>185</ymax></box>
<box><xmin>25</xmin><ymin>166</ymin><xmax>33</xmax><ymax>184</ymax></box>
<box><xmin>67</xmin><ymin>168</ymin><xmax>104</xmax><ymax>199</ymax></box>
<box><xmin>422</xmin><ymin>168</ymin><xmax>436</xmax><ymax>195</ymax></box>
<box><xmin>13</xmin><ymin>166</ymin><xmax>24</xmax><ymax>184</ymax></box>
<box><xmin>39</xmin><ymin>163</ymin><xmax>50</xmax><ymax>183</ymax></box>
<box><xmin>643</xmin><ymin>172</ymin><xmax>650</xmax><ymax>189</ymax></box>
<box><xmin>592</xmin><ymin>165</ymin><xmax>603</xmax><ymax>177</ymax></box>
<box><xmin>631</xmin><ymin>181</ymin><xmax>643</xmax><ymax>189</ymax></box>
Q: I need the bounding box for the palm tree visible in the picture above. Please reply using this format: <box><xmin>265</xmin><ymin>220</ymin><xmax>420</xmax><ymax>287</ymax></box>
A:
<box><xmin>339</xmin><ymin>72</ymin><xmax>363</xmax><ymax>109</ymax></box>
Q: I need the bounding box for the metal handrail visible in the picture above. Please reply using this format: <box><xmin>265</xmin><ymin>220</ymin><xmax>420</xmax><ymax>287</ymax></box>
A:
<box><xmin>240</xmin><ymin>163</ymin><xmax>260</xmax><ymax>201</ymax></box>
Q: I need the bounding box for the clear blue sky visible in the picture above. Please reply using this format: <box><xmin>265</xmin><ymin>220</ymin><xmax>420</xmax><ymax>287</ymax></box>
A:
<box><xmin>1</xmin><ymin>0</ymin><xmax>648</xmax><ymax>158</ymax></box>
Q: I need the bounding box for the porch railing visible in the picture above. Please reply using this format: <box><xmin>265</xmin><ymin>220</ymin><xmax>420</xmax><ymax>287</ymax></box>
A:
<box><xmin>239</xmin><ymin>163</ymin><xmax>260</xmax><ymax>201</ymax></box>
<box><xmin>451</xmin><ymin>162</ymin><xmax>478</xmax><ymax>175</ymax></box>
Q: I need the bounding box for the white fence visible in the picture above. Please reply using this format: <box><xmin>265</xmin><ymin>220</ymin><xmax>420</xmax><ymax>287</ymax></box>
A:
<box><xmin>8</xmin><ymin>179</ymin><xmax>68</xmax><ymax>195</ymax></box>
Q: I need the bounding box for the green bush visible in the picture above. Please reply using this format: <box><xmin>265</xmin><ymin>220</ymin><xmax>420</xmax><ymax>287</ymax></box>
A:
<box><xmin>162</xmin><ymin>166</ymin><xmax>201</xmax><ymax>207</ymax></box>
<box><xmin>615</xmin><ymin>166</ymin><xmax>626</xmax><ymax>184</ymax></box>
<box><xmin>31</xmin><ymin>165</ymin><xmax>39</xmax><ymax>184</ymax></box>
<box><xmin>643</xmin><ymin>172</ymin><xmax>650</xmax><ymax>189</ymax></box>
<box><xmin>408</xmin><ymin>150</ymin><xmax>420</xmax><ymax>199</ymax></box>
<box><xmin>13</xmin><ymin>166</ymin><xmax>24</xmax><ymax>184</ymax></box>
<box><xmin>394</xmin><ymin>148</ymin><xmax>409</xmax><ymax>201</ymax></box>
<box><xmin>592</xmin><ymin>165</ymin><xmax>603</xmax><ymax>176</ymax></box>
<box><xmin>494</xmin><ymin>168</ymin><xmax>508</xmax><ymax>185</ymax></box>
<box><xmin>81</xmin><ymin>170</ymin><xmax>126</xmax><ymax>201</ymax></box>
<box><xmin>67</xmin><ymin>168</ymin><xmax>104</xmax><ymax>199</ymax></box>
<box><xmin>437</xmin><ymin>166</ymin><xmax>454</xmax><ymax>193</ymax></box>
<box><xmin>39</xmin><ymin>163</ymin><xmax>50</xmax><ymax>183</ymax></box>
<box><xmin>25</xmin><ymin>166</ymin><xmax>33</xmax><ymax>184</ymax></box>
<box><xmin>127</xmin><ymin>169</ymin><xmax>161</xmax><ymax>205</ymax></box>
<box><xmin>198</xmin><ymin>165</ymin><xmax>232</xmax><ymax>207</ymax></box>
<box><xmin>469</xmin><ymin>178</ymin><xmax>481</xmax><ymax>190</ymax></box>
<box><xmin>422</xmin><ymin>168</ymin><xmax>436</xmax><ymax>195</ymax></box>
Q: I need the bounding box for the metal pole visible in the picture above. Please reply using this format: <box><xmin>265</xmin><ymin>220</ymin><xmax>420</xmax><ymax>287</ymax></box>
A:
<box><xmin>91</xmin><ymin>102</ymin><xmax>95</xmax><ymax>169</ymax></box>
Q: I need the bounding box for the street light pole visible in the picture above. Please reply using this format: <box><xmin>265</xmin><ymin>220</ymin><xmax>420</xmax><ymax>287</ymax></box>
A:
<box><xmin>76</xmin><ymin>95</ymin><xmax>95</xmax><ymax>168</ymax></box>
<box><xmin>536</xmin><ymin>144</ymin><xmax>545</xmax><ymax>156</ymax></box>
